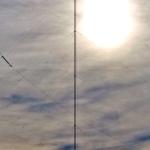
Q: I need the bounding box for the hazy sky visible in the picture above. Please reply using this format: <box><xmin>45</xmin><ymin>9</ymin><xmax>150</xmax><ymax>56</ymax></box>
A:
<box><xmin>0</xmin><ymin>0</ymin><xmax>150</xmax><ymax>150</ymax></box>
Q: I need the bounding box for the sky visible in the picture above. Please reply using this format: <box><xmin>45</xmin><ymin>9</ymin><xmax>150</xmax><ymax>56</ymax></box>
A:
<box><xmin>0</xmin><ymin>0</ymin><xmax>150</xmax><ymax>150</ymax></box>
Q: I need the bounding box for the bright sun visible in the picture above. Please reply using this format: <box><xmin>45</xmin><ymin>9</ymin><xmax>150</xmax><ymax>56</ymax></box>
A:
<box><xmin>80</xmin><ymin>0</ymin><xmax>135</xmax><ymax>49</ymax></box>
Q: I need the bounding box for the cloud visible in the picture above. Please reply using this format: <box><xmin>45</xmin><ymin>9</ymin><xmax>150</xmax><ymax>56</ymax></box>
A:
<box><xmin>0</xmin><ymin>0</ymin><xmax>150</xmax><ymax>149</ymax></box>
<box><xmin>58</xmin><ymin>144</ymin><xmax>75</xmax><ymax>150</ymax></box>
<box><xmin>2</xmin><ymin>94</ymin><xmax>40</xmax><ymax>105</ymax></box>
<box><xmin>28</xmin><ymin>102</ymin><xmax>61</xmax><ymax>113</ymax></box>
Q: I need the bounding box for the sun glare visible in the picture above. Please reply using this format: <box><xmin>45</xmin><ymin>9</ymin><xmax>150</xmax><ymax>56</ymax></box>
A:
<box><xmin>80</xmin><ymin>0</ymin><xmax>135</xmax><ymax>49</ymax></box>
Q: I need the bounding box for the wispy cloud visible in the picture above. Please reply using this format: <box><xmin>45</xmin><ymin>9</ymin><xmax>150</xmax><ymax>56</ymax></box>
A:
<box><xmin>0</xmin><ymin>0</ymin><xmax>150</xmax><ymax>149</ymax></box>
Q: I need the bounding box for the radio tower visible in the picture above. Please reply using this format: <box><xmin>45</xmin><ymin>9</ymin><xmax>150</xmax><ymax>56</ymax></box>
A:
<box><xmin>74</xmin><ymin>0</ymin><xmax>77</xmax><ymax>149</ymax></box>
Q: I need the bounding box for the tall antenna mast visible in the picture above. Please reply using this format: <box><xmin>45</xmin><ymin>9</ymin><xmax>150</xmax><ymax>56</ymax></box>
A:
<box><xmin>74</xmin><ymin>0</ymin><xmax>77</xmax><ymax>149</ymax></box>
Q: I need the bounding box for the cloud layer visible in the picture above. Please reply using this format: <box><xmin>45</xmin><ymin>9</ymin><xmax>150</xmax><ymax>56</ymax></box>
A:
<box><xmin>0</xmin><ymin>0</ymin><xmax>150</xmax><ymax>149</ymax></box>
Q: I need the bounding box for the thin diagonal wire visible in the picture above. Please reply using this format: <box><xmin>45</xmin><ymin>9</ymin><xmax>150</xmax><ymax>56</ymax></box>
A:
<box><xmin>0</xmin><ymin>53</ymin><xmax>56</xmax><ymax>103</ymax></box>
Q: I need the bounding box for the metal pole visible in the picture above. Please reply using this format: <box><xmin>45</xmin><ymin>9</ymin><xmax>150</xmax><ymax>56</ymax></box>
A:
<box><xmin>74</xmin><ymin>0</ymin><xmax>77</xmax><ymax>149</ymax></box>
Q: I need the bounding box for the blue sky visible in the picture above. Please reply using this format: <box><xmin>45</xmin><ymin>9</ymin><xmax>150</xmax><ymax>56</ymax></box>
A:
<box><xmin>0</xmin><ymin>0</ymin><xmax>150</xmax><ymax>149</ymax></box>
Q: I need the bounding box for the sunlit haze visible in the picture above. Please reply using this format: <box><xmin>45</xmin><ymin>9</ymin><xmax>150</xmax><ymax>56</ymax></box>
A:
<box><xmin>80</xmin><ymin>0</ymin><xmax>135</xmax><ymax>49</ymax></box>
